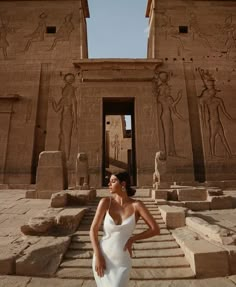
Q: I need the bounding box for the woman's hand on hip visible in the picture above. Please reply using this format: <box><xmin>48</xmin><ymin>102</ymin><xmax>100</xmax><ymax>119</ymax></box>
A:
<box><xmin>95</xmin><ymin>254</ymin><xmax>106</xmax><ymax>277</ymax></box>
<box><xmin>124</xmin><ymin>237</ymin><xmax>134</xmax><ymax>257</ymax></box>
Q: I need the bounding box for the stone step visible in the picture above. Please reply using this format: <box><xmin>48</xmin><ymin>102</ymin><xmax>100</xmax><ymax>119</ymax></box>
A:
<box><xmin>71</xmin><ymin>234</ymin><xmax>175</xmax><ymax>243</ymax></box>
<box><xmin>133</xmin><ymin>228</ymin><xmax>170</xmax><ymax>235</ymax></box>
<box><xmin>56</xmin><ymin>267</ymin><xmax>195</xmax><ymax>280</ymax></box>
<box><xmin>69</xmin><ymin>241</ymin><xmax>179</xmax><ymax>251</ymax></box>
<box><xmin>64</xmin><ymin>247</ymin><xmax>184</xmax><ymax>260</ymax></box>
<box><xmin>60</xmin><ymin>257</ymin><xmax>190</xmax><ymax>268</ymax></box>
<box><xmin>133</xmin><ymin>248</ymin><xmax>184</xmax><ymax>258</ymax></box>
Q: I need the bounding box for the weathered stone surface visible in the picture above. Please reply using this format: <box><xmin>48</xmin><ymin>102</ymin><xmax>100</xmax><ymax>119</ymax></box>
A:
<box><xmin>184</xmin><ymin>201</ymin><xmax>210</xmax><ymax>211</ymax></box>
<box><xmin>221</xmin><ymin>245</ymin><xmax>236</xmax><ymax>275</ymax></box>
<box><xmin>0</xmin><ymin>239</ymin><xmax>30</xmax><ymax>275</ymax></box>
<box><xmin>184</xmin><ymin>240</ymin><xmax>229</xmax><ymax>278</ymax></box>
<box><xmin>208</xmin><ymin>195</ymin><xmax>233</xmax><ymax>210</ymax></box>
<box><xmin>207</xmin><ymin>188</ymin><xmax>223</xmax><ymax>196</ymax></box>
<box><xmin>28</xmin><ymin>277</ymin><xmax>84</xmax><ymax>287</ymax></box>
<box><xmin>16</xmin><ymin>236</ymin><xmax>70</xmax><ymax>276</ymax></box>
<box><xmin>36</xmin><ymin>151</ymin><xmax>68</xmax><ymax>198</ymax></box>
<box><xmin>152</xmin><ymin>189</ymin><xmax>168</xmax><ymax>200</ymax></box>
<box><xmin>177</xmin><ymin>188</ymin><xmax>207</xmax><ymax>201</ymax></box>
<box><xmin>186</xmin><ymin>216</ymin><xmax>235</xmax><ymax>245</ymax></box>
<box><xmin>159</xmin><ymin>205</ymin><xmax>186</xmax><ymax>229</ymax></box>
<box><xmin>0</xmin><ymin>276</ymin><xmax>31</xmax><ymax>287</ymax></box>
<box><xmin>56</xmin><ymin>208</ymin><xmax>87</xmax><ymax>233</ymax></box>
<box><xmin>51</xmin><ymin>191</ymin><xmax>68</xmax><ymax>208</ymax></box>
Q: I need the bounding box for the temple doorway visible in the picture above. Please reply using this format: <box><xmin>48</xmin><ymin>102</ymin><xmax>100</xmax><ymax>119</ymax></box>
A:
<box><xmin>102</xmin><ymin>98</ymin><xmax>136</xmax><ymax>186</ymax></box>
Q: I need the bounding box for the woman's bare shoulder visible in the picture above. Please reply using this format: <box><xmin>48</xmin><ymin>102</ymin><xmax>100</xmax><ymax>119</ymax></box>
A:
<box><xmin>132</xmin><ymin>199</ymin><xmax>146</xmax><ymax>209</ymax></box>
<box><xmin>98</xmin><ymin>197</ymin><xmax>110</xmax><ymax>207</ymax></box>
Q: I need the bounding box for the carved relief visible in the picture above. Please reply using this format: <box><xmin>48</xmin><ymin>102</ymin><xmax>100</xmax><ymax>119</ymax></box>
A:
<box><xmin>220</xmin><ymin>14</ymin><xmax>236</xmax><ymax>59</ymax></box>
<box><xmin>188</xmin><ymin>12</ymin><xmax>212</xmax><ymax>49</ymax></box>
<box><xmin>153</xmin><ymin>71</ymin><xmax>185</xmax><ymax>157</ymax></box>
<box><xmin>49</xmin><ymin>13</ymin><xmax>74</xmax><ymax>51</ymax></box>
<box><xmin>50</xmin><ymin>73</ymin><xmax>78</xmax><ymax>161</ymax></box>
<box><xmin>111</xmin><ymin>134</ymin><xmax>120</xmax><ymax>160</ymax></box>
<box><xmin>0</xmin><ymin>14</ymin><xmax>15</xmax><ymax>59</ymax></box>
<box><xmin>198</xmin><ymin>68</ymin><xmax>235</xmax><ymax>158</ymax></box>
<box><xmin>24</xmin><ymin>13</ymin><xmax>47</xmax><ymax>52</ymax></box>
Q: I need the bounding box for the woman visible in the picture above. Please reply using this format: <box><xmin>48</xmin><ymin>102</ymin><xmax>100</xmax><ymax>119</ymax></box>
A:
<box><xmin>90</xmin><ymin>172</ymin><xmax>160</xmax><ymax>287</ymax></box>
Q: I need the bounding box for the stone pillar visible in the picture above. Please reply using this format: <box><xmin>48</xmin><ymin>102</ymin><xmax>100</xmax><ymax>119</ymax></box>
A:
<box><xmin>36</xmin><ymin>151</ymin><xmax>68</xmax><ymax>199</ymax></box>
<box><xmin>76</xmin><ymin>152</ymin><xmax>89</xmax><ymax>189</ymax></box>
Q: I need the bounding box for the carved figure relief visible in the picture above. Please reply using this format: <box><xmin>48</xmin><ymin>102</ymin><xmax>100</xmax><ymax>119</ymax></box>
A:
<box><xmin>24</xmin><ymin>13</ymin><xmax>47</xmax><ymax>52</ymax></box>
<box><xmin>189</xmin><ymin>12</ymin><xmax>212</xmax><ymax>49</ymax></box>
<box><xmin>50</xmin><ymin>73</ymin><xmax>78</xmax><ymax>161</ymax></box>
<box><xmin>221</xmin><ymin>14</ymin><xmax>236</xmax><ymax>59</ymax></box>
<box><xmin>198</xmin><ymin>68</ymin><xmax>235</xmax><ymax>158</ymax></box>
<box><xmin>153</xmin><ymin>71</ymin><xmax>185</xmax><ymax>157</ymax></box>
<box><xmin>111</xmin><ymin>134</ymin><xmax>120</xmax><ymax>160</ymax></box>
<box><xmin>49</xmin><ymin>13</ymin><xmax>74</xmax><ymax>51</ymax></box>
<box><xmin>0</xmin><ymin>14</ymin><xmax>15</xmax><ymax>59</ymax></box>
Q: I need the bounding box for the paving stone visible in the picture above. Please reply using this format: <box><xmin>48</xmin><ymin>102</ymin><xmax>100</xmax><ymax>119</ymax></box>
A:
<box><xmin>0</xmin><ymin>276</ymin><xmax>30</xmax><ymax>287</ymax></box>
<box><xmin>28</xmin><ymin>277</ymin><xmax>84</xmax><ymax>287</ymax></box>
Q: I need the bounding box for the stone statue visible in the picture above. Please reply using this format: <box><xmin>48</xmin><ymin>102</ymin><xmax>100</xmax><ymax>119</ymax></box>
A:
<box><xmin>76</xmin><ymin>152</ymin><xmax>89</xmax><ymax>189</ymax></box>
<box><xmin>153</xmin><ymin>151</ymin><xmax>166</xmax><ymax>189</ymax></box>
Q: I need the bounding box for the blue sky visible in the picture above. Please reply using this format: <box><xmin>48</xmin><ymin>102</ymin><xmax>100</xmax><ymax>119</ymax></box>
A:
<box><xmin>87</xmin><ymin>0</ymin><xmax>149</xmax><ymax>58</ymax></box>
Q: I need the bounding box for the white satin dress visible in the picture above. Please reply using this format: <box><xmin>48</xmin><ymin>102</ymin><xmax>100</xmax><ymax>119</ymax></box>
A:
<box><xmin>92</xmin><ymin>200</ymin><xmax>136</xmax><ymax>287</ymax></box>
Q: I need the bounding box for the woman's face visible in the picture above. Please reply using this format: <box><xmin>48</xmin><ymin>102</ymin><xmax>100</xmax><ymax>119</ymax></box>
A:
<box><xmin>108</xmin><ymin>175</ymin><xmax>121</xmax><ymax>194</ymax></box>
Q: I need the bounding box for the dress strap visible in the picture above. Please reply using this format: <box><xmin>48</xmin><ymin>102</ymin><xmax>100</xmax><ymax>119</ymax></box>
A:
<box><xmin>108</xmin><ymin>196</ymin><xmax>112</xmax><ymax>212</ymax></box>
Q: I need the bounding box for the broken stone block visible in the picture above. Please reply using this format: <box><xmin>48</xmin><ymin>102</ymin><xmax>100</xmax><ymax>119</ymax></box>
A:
<box><xmin>208</xmin><ymin>195</ymin><xmax>233</xmax><ymax>210</ymax></box>
<box><xmin>186</xmin><ymin>216</ymin><xmax>234</xmax><ymax>245</ymax></box>
<box><xmin>151</xmin><ymin>189</ymin><xmax>168</xmax><ymax>200</ymax></box>
<box><xmin>159</xmin><ymin>205</ymin><xmax>186</xmax><ymax>229</ymax></box>
<box><xmin>207</xmin><ymin>188</ymin><xmax>223</xmax><ymax>196</ymax></box>
<box><xmin>177</xmin><ymin>188</ymin><xmax>207</xmax><ymax>201</ymax></box>
<box><xmin>184</xmin><ymin>240</ymin><xmax>229</xmax><ymax>278</ymax></box>
<box><xmin>51</xmin><ymin>191</ymin><xmax>68</xmax><ymax>208</ymax></box>
<box><xmin>184</xmin><ymin>201</ymin><xmax>210</xmax><ymax>211</ymax></box>
<box><xmin>172</xmin><ymin>227</ymin><xmax>230</xmax><ymax>278</ymax></box>
<box><xmin>21</xmin><ymin>209</ymin><xmax>62</xmax><ymax>236</ymax></box>
<box><xmin>15</xmin><ymin>236</ymin><xmax>70</xmax><ymax>276</ymax></box>
<box><xmin>56</xmin><ymin>208</ymin><xmax>87</xmax><ymax>233</ymax></box>
<box><xmin>36</xmin><ymin>151</ymin><xmax>68</xmax><ymax>199</ymax></box>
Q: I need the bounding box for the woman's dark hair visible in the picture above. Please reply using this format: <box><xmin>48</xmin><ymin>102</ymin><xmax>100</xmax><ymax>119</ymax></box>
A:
<box><xmin>114</xmin><ymin>171</ymin><xmax>136</xmax><ymax>197</ymax></box>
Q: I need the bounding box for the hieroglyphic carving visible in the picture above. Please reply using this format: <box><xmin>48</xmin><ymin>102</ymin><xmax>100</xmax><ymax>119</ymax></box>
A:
<box><xmin>153</xmin><ymin>71</ymin><xmax>185</xmax><ymax>157</ymax></box>
<box><xmin>49</xmin><ymin>13</ymin><xmax>74</xmax><ymax>51</ymax></box>
<box><xmin>50</xmin><ymin>73</ymin><xmax>78</xmax><ymax>161</ymax></box>
<box><xmin>0</xmin><ymin>14</ymin><xmax>15</xmax><ymax>59</ymax></box>
<box><xmin>198</xmin><ymin>68</ymin><xmax>235</xmax><ymax>158</ymax></box>
<box><xmin>24</xmin><ymin>13</ymin><xmax>47</xmax><ymax>52</ymax></box>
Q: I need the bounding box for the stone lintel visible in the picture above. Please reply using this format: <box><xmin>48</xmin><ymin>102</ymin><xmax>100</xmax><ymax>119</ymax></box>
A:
<box><xmin>74</xmin><ymin>59</ymin><xmax>163</xmax><ymax>71</ymax></box>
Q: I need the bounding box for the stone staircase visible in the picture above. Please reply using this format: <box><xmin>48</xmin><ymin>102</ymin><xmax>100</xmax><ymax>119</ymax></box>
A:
<box><xmin>56</xmin><ymin>192</ymin><xmax>195</xmax><ymax>283</ymax></box>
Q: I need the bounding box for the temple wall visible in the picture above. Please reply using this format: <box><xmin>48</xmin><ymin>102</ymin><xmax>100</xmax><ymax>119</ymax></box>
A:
<box><xmin>0</xmin><ymin>0</ymin><xmax>88</xmax><ymax>184</ymax></box>
<box><xmin>147</xmin><ymin>0</ymin><xmax>236</xmax><ymax>181</ymax></box>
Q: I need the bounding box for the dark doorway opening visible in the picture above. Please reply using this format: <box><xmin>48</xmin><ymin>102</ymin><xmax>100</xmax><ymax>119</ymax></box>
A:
<box><xmin>103</xmin><ymin>98</ymin><xmax>136</xmax><ymax>186</ymax></box>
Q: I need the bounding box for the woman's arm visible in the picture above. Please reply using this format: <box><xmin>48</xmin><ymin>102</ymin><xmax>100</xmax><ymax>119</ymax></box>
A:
<box><xmin>124</xmin><ymin>201</ymin><xmax>160</xmax><ymax>255</ymax></box>
<box><xmin>90</xmin><ymin>197</ymin><xmax>109</xmax><ymax>277</ymax></box>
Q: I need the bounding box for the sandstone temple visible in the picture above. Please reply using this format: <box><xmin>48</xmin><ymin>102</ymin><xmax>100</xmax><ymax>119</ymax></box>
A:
<box><xmin>0</xmin><ymin>0</ymin><xmax>236</xmax><ymax>189</ymax></box>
